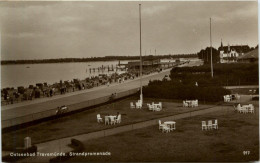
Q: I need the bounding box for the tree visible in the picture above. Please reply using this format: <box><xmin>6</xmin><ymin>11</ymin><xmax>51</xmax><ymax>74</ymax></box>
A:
<box><xmin>197</xmin><ymin>47</ymin><xmax>219</xmax><ymax>63</ymax></box>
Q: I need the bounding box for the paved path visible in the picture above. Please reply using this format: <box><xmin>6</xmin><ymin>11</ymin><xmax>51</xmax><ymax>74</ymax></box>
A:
<box><xmin>1</xmin><ymin>69</ymin><xmax>170</xmax><ymax>121</ymax></box>
<box><xmin>16</xmin><ymin>103</ymin><xmax>236</xmax><ymax>162</ymax></box>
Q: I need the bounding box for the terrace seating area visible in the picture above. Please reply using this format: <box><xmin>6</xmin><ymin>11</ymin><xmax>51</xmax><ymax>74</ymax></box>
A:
<box><xmin>183</xmin><ymin>100</ymin><xmax>198</xmax><ymax>108</ymax></box>
<box><xmin>235</xmin><ymin>104</ymin><xmax>255</xmax><ymax>114</ymax></box>
<box><xmin>202</xmin><ymin>120</ymin><xmax>218</xmax><ymax>130</ymax></box>
<box><xmin>130</xmin><ymin>101</ymin><xmax>162</xmax><ymax>111</ymax></box>
<box><xmin>224</xmin><ymin>94</ymin><xmax>240</xmax><ymax>102</ymax></box>
<box><xmin>97</xmin><ymin>114</ymin><xmax>121</xmax><ymax>125</ymax></box>
<box><xmin>147</xmin><ymin>102</ymin><xmax>162</xmax><ymax>111</ymax></box>
<box><xmin>158</xmin><ymin>120</ymin><xmax>176</xmax><ymax>133</ymax></box>
<box><xmin>130</xmin><ymin>100</ymin><xmax>143</xmax><ymax>109</ymax></box>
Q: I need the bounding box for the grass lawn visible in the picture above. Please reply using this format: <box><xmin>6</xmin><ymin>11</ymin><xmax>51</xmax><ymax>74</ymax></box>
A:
<box><xmin>68</xmin><ymin>101</ymin><xmax>259</xmax><ymax>162</ymax></box>
<box><xmin>2</xmin><ymin>97</ymin><xmax>214</xmax><ymax>150</ymax></box>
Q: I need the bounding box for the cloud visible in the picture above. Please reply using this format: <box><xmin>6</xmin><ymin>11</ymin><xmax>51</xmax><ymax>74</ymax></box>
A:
<box><xmin>0</xmin><ymin>1</ymin><xmax>258</xmax><ymax>60</ymax></box>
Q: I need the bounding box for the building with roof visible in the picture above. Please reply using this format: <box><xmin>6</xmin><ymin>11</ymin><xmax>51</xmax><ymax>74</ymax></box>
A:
<box><xmin>127</xmin><ymin>59</ymin><xmax>161</xmax><ymax>69</ymax></box>
<box><xmin>237</xmin><ymin>48</ymin><xmax>258</xmax><ymax>63</ymax></box>
<box><xmin>218</xmin><ymin>40</ymin><xmax>251</xmax><ymax>63</ymax></box>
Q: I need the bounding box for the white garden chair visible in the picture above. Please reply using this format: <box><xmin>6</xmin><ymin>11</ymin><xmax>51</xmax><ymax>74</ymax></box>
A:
<box><xmin>115</xmin><ymin>114</ymin><xmax>121</xmax><ymax>124</ymax></box>
<box><xmin>202</xmin><ymin>121</ymin><xmax>207</xmax><ymax>130</ymax></box>
<box><xmin>147</xmin><ymin>104</ymin><xmax>153</xmax><ymax>111</ymax></box>
<box><xmin>162</xmin><ymin>125</ymin><xmax>170</xmax><ymax>133</ymax></box>
<box><xmin>248</xmin><ymin>104</ymin><xmax>254</xmax><ymax>113</ymax></box>
<box><xmin>224</xmin><ymin>95</ymin><xmax>231</xmax><ymax>102</ymax></box>
<box><xmin>183</xmin><ymin>101</ymin><xmax>188</xmax><ymax>107</ymax></box>
<box><xmin>241</xmin><ymin>105</ymin><xmax>249</xmax><ymax>114</ymax></box>
<box><xmin>154</xmin><ymin>105</ymin><xmax>161</xmax><ymax>111</ymax></box>
<box><xmin>212</xmin><ymin>119</ymin><xmax>218</xmax><ymax>129</ymax></box>
<box><xmin>136</xmin><ymin>102</ymin><xmax>141</xmax><ymax>109</ymax></box>
<box><xmin>194</xmin><ymin>100</ymin><xmax>198</xmax><ymax>107</ymax></box>
<box><xmin>105</xmin><ymin>116</ymin><xmax>110</xmax><ymax>125</ymax></box>
<box><xmin>159</xmin><ymin>120</ymin><xmax>167</xmax><ymax>130</ymax></box>
<box><xmin>223</xmin><ymin>96</ymin><xmax>227</xmax><ymax>102</ymax></box>
<box><xmin>97</xmin><ymin>114</ymin><xmax>103</xmax><ymax>123</ymax></box>
<box><xmin>237</xmin><ymin>104</ymin><xmax>243</xmax><ymax>113</ymax></box>
<box><xmin>130</xmin><ymin>102</ymin><xmax>135</xmax><ymax>109</ymax></box>
<box><xmin>191</xmin><ymin>101</ymin><xmax>195</xmax><ymax>107</ymax></box>
<box><xmin>191</xmin><ymin>100</ymin><xmax>198</xmax><ymax>107</ymax></box>
<box><xmin>229</xmin><ymin>95</ymin><xmax>232</xmax><ymax>101</ymax></box>
<box><xmin>207</xmin><ymin>120</ymin><xmax>213</xmax><ymax>130</ymax></box>
<box><xmin>137</xmin><ymin>100</ymin><xmax>142</xmax><ymax>106</ymax></box>
<box><xmin>227</xmin><ymin>95</ymin><xmax>231</xmax><ymax>102</ymax></box>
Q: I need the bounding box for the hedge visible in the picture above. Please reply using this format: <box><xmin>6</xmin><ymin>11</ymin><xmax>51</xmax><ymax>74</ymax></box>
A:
<box><xmin>170</xmin><ymin>63</ymin><xmax>258</xmax><ymax>86</ymax></box>
<box><xmin>143</xmin><ymin>80</ymin><xmax>230</xmax><ymax>102</ymax></box>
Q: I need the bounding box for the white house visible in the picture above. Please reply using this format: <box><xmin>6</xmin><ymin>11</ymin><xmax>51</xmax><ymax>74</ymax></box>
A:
<box><xmin>218</xmin><ymin>40</ymin><xmax>251</xmax><ymax>63</ymax></box>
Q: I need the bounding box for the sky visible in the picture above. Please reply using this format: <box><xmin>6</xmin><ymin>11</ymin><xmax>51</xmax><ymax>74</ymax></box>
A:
<box><xmin>0</xmin><ymin>1</ymin><xmax>258</xmax><ymax>60</ymax></box>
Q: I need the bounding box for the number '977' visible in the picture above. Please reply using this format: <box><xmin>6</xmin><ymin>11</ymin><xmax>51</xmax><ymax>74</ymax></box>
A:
<box><xmin>243</xmin><ymin>151</ymin><xmax>250</xmax><ymax>155</ymax></box>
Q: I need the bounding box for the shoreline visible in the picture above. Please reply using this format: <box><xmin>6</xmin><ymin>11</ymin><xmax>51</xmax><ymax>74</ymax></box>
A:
<box><xmin>1</xmin><ymin>55</ymin><xmax>198</xmax><ymax>65</ymax></box>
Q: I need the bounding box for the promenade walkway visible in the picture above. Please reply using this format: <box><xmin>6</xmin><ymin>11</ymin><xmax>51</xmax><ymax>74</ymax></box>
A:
<box><xmin>2</xmin><ymin>60</ymin><xmax>202</xmax><ymax>127</ymax></box>
<box><xmin>2</xmin><ymin>69</ymin><xmax>170</xmax><ymax>121</ymax></box>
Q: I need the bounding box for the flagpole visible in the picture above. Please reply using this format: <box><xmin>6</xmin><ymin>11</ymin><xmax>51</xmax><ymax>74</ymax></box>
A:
<box><xmin>139</xmin><ymin>4</ymin><xmax>143</xmax><ymax>104</ymax></box>
<box><xmin>210</xmin><ymin>18</ymin><xmax>214</xmax><ymax>78</ymax></box>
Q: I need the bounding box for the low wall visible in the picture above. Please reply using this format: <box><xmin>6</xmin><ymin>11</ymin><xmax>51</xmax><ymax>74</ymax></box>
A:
<box><xmin>2</xmin><ymin>88</ymin><xmax>139</xmax><ymax>129</ymax></box>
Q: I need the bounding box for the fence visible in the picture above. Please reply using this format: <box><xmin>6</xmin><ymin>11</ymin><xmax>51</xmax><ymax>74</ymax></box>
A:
<box><xmin>2</xmin><ymin>88</ymin><xmax>139</xmax><ymax>129</ymax></box>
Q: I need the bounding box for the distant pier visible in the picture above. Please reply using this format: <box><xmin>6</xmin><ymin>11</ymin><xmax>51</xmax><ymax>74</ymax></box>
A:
<box><xmin>88</xmin><ymin>64</ymin><xmax>127</xmax><ymax>73</ymax></box>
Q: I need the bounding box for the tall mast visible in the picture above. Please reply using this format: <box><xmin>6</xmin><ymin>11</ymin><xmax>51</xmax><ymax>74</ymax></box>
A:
<box><xmin>210</xmin><ymin>18</ymin><xmax>214</xmax><ymax>78</ymax></box>
<box><xmin>139</xmin><ymin>4</ymin><xmax>143</xmax><ymax>102</ymax></box>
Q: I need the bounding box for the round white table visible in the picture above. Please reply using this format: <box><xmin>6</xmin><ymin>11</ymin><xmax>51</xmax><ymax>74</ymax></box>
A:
<box><xmin>164</xmin><ymin>121</ymin><xmax>176</xmax><ymax>131</ymax></box>
<box><xmin>105</xmin><ymin>115</ymin><xmax>117</xmax><ymax>124</ymax></box>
